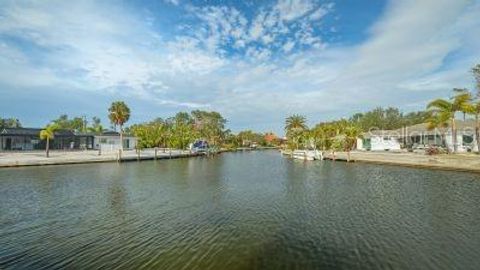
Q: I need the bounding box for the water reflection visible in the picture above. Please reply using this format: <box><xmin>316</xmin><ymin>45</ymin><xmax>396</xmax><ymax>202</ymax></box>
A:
<box><xmin>1</xmin><ymin>151</ymin><xmax>480</xmax><ymax>269</ymax></box>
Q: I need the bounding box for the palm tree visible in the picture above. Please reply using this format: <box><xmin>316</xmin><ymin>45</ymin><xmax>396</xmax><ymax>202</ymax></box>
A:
<box><xmin>470</xmin><ymin>64</ymin><xmax>480</xmax><ymax>152</ymax></box>
<box><xmin>39</xmin><ymin>124</ymin><xmax>58</xmax><ymax>158</ymax></box>
<box><xmin>427</xmin><ymin>90</ymin><xmax>471</xmax><ymax>152</ymax></box>
<box><xmin>88</xmin><ymin>117</ymin><xmax>104</xmax><ymax>134</ymax></box>
<box><xmin>108</xmin><ymin>101</ymin><xmax>131</xmax><ymax>152</ymax></box>
<box><xmin>343</xmin><ymin>125</ymin><xmax>362</xmax><ymax>162</ymax></box>
<box><xmin>285</xmin><ymin>115</ymin><xmax>307</xmax><ymax>149</ymax></box>
<box><xmin>464</xmin><ymin>100</ymin><xmax>480</xmax><ymax>153</ymax></box>
<box><xmin>426</xmin><ymin>114</ymin><xmax>449</xmax><ymax>150</ymax></box>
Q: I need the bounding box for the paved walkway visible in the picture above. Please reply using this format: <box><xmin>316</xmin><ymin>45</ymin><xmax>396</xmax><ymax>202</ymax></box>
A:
<box><xmin>0</xmin><ymin>149</ymin><xmax>201</xmax><ymax>168</ymax></box>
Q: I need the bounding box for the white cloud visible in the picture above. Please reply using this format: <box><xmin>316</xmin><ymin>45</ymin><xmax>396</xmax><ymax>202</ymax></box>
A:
<box><xmin>0</xmin><ymin>0</ymin><xmax>478</xmax><ymax>133</ymax></box>
<box><xmin>309</xmin><ymin>3</ymin><xmax>333</xmax><ymax>21</ymax></box>
<box><xmin>275</xmin><ymin>0</ymin><xmax>315</xmax><ymax>21</ymax></box>
<box><xmin>282</xmin><ymin>40</ymin><xmax>295</xmax><ymax>52</ymax></box>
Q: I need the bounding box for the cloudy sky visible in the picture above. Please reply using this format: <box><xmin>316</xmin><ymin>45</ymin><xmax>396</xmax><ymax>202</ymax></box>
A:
<box><xmin>1</xmin><ymin>0</ymin><xmax>479</xmax><ymax>134</ymax></box>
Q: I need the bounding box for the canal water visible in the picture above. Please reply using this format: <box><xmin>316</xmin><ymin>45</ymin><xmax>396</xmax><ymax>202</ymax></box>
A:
<box><xmin>1</xmin><ymin>150</ymin><xmax>480</xmax><ymax>269</ymax></box>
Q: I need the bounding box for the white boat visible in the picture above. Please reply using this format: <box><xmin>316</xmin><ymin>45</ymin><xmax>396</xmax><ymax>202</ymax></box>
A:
<box><xmin>292</xmin><ymin>150</ymin><xmax>323</xmax><ymax>161</ymax></box>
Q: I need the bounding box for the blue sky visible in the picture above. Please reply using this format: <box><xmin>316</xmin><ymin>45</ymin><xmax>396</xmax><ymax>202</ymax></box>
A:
<box><xmin>0</xmin><ymin>0</ymin><xmax>479</xmax><ymax>134</ymax></box>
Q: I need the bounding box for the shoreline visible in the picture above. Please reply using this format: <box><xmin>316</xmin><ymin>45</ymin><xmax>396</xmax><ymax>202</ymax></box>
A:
<box><xmin>0</xmin><ymin>147</ymin><xmax>278</xmax><ymax>168</ymax></box>
<box><xmin>0</xmin><ymin>149</ymin><xmax>203</xmax><ymax>168</ymax></box>
<box><xmin>2</xmin><ymin>148</ymin><xmax>478</xmax><ymax>174</ymax></box>
<box><xmin>323</xmin><ymin>151</ymin><xmax>480</xmax><ymax>174</ymax></box>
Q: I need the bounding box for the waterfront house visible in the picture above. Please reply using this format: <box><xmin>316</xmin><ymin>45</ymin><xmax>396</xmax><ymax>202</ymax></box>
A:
<box><xmin>357</xmin><ymin>130</ymin><xmax>402</xmax><ymax>151</ymax></box>
<box><xmin>93</xmin><ymin>131</ymin><xmax>137</xmax><ymax>152</ymax></box>
<box><xmin>0</xmin><ymin>127</ymin><xmax>94</xmax><ymax>151</ymax></box>
<box><xmin>357</xmin><ymin>120</ymin><xmax>479</xmax><ymax>152</ymax></box>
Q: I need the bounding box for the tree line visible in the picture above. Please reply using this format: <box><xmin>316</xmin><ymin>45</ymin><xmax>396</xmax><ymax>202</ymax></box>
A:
<box><xmin>128</xmin><ymin>111</ymin><xmax>280</xmax><ymax>150</ymax></box>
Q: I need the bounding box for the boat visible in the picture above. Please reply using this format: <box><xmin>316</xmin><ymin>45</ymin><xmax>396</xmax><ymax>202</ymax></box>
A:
<box><xmin>189</xmin><ymin>140</ymin><xmax>209</xmax><ymax>153</ymax></box>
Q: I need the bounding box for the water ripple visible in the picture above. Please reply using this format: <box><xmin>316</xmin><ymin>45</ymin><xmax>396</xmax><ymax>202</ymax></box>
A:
<box><xmin>1</xmin><ymin>151</ymin><xmax>480</xmax><ymax>269</ymax></box>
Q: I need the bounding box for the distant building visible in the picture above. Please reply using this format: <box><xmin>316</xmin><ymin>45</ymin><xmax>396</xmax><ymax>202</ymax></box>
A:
<box><xmin>357</xmin><ymin>120</ymin><xmax>479</xmax><ymax>152</ymax></box>
<box><xmin>0</xmin><ymin>128</ymin><xmax>137</xmax><ymax>151</ymax></box>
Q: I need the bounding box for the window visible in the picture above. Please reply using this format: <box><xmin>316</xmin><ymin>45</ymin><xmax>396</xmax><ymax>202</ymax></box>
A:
<box><xmin>463</xmin><ymin>135</ymin><xmax>473</xmax><ymax>144</ymax></box>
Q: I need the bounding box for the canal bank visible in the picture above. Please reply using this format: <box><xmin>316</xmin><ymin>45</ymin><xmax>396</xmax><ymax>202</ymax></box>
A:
<box><xmin>0</xmin><ymin>149</ymin><xmax>203</xmax><ymax>168</ymax></box>
<box><xmin>0</xmin><ymin>147</ymin><xmax>278</xmax><ymax>168</ymax></box>
<box><xmin>324</xmin><ymin>151</ymin><xmax>480</xmax><ymax>173</ymax></box>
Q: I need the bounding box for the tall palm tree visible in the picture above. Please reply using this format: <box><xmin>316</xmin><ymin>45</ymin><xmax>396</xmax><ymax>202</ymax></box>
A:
<box><xmin>39</xmin><ymin>124</ymin><xmax>58</xmax><ymax>158</ymax></box>
<box><xmin>108</xmin><ymin>101</ymin><xmax>131</xmax><ymax>152</ymax></box>
<box><xmin>285</xmin><ymin>115</ymin><xmax>307</xmax><ymax>149</ymax></box>
<box><xmin>427</xmin><ymin>90</ymin><xmax>471</xmax><ymax>152</ymax></box>
<box><xmin>285</xmin><ymin>114</ymin><xmax>307</xmax><ymax>131</ymax></box>
<box><xmin>464</xmin><ymin>100</ymin><xmax>480</xmax><ymax>153</ymax></box>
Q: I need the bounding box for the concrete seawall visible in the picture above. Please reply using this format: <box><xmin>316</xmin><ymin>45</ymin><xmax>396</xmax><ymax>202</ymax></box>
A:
<box><xmin>324</xmin><ymin>151</ymin><xmax>480</xmax><ymax>173</ymax></box>
<box><xmin>0</xmin><ymin>149</ymin><xmax>203</xmax><ymax>168</ymax></box>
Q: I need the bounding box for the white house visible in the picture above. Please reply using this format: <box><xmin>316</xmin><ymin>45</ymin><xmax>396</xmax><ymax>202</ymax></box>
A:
<box><xmin>357</xmin><ymin>120</ymin><xmax>479</xmax><ymax>152</ymax></box>
<box><xmin>94</xmin><ymin>131</ymin><xmax>137</xmax><ymax>152</ymax></box>
<box><xmin>357</xmin><ymin>130</ymin><xmax>402</xmax><ymax>151</ymax></box>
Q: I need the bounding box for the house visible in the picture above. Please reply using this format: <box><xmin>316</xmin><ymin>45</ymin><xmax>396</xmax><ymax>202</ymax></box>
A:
<box><xmin>357</xmin><ymin>130</ymin><xmax>402</xmax><ymax>151</ymax></box>
<box><xmin>0</xmin><ymin>127</ymin><xmax>94</xmax><ymax>151</ymax></box>
<box><xmin>93</xmin><ymin>131</ymin><xmax>137</xmax><ymax>152</ymax></box>
<box><xmin>0</xmin><ymin>128</ymin><xmax>138</xmax><ymax>152</ymax></box>
<box><xmin>357</xmin><ymin>120</ymin><xmax>479</xmax><ymax>152</ymax></box>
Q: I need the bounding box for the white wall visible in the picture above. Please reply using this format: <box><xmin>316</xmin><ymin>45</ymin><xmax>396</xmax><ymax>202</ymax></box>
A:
<box><xmin>357</xmin><ymin>136</ymin><xmax>401</xmax><ymax>151</ymax></box>
<box><xmin>356</xmin><ymin>138</ymin><xmax>363</xmax><ymax>150</ymax></box>
<box><xmin>371</xmin><ymin>136</ymin><xmax>401</xmax><ymax>151</ymax></box>
<box><xmin>94</xmin><ymin>135</ymin><xmax>137</xmax><ymax>151</ymax></box>
<box><xmin>444</xmin><ymin>133</ymin><xmax>478</xmax><ymax>152</ymax></box>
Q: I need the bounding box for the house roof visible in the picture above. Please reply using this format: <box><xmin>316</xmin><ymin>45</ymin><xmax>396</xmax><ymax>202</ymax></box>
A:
<box><xmin>1</xmin><ymin>127</ymin><xmax>86</xmax><ymax>137</ymax></box>
<box><xmin>101</xmin><ymin>131</ymin><xmax>120</xmax><ymax>136</ymax></box>
<box><xmin>363</xmin><ymin>120</ymin><xmax>477</xmax><ymax>138</ymax></box>
<box><xmin>0</xmin><ymin>127</ymin><xmax>137</xmax><ymax>138</ymax></box>
<box><xmin>363</xmin><ymin>129</ymin><xmax>403</xmax><ymax>138</ymax></box>
<box><xmin>94</xmin><ymin>131</ymin><xmax>136</xmax><ymax>137</ymax></box>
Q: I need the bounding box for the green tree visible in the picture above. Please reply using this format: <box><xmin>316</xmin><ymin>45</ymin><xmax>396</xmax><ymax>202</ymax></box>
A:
<box><xmin>52</xmin><ymin>114</ymin><xmax>85</xmax><ymax>132</ymax></box>
<box><xmin>285</xmin><ymin>114</ymin><xmax>307</xmax><ymax>150</ymax></box>
<box><xmin>39</xmin><ymin>124</ymin><xmax>58</xmax><ymax>158</ymax></box>
<box><xmin>350</xmin><ymin>107</ymin><xmax>428</xmax><ymax>131</ymax></box>
<box><xmin>343</xmin><ymin>125</ymin><xmax>362</xmax><ymax>162</ymax></box>
<box><xmin>426</xmin><ymin>113</ymin><xmax>449</xmax><ymax>149</ymax></box>
<box><xmin>191</xmin><ymin>110</ymin><xmax>227</xmax><ymax>146</ymax></box>
<box><xmin>427</xmin><ymin>90</ymin><xmax>471</xmax><ymax>152</ymax></box>
<box><xmin>171</xmin><ymin>112</ymin><xmax>194</xmax><ymax>149</ymax></box>
<box><xmin>0</xmin><ymin>118</ymin><xmax>21</xmax><ymax>128</ymax></box>
<box><xmin>108</xmin><ymin>101</ymin><xmax>131</xmax><ymax>151</ymax></box>
<box><xmin>330</xmin><ymin>137</ymin><xmax>344</xmax><ymax>161</ymax></box>
<box><xmin>88</xmin><ymin>117</ymin><xmax>104</xmax><ymax>134</ymax></box>
<box><xmin>464</xmin><ymin>99</ymin><xmax>480</xmax><ymax>153</ymax></box>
